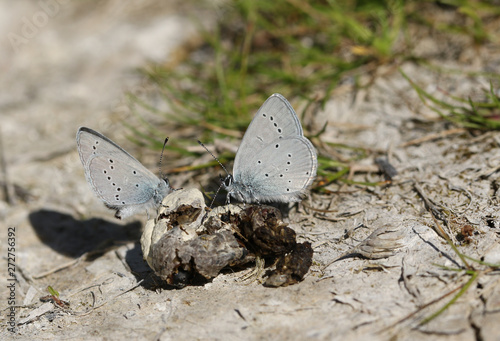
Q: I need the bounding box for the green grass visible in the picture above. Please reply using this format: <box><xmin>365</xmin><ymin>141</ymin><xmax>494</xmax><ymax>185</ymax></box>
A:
<box><xmin>401</xmin><ymin>69</ymin><xmax>500</xmax><ymax>130</ymax></box>
<box><xmin>125</xmin><ymin>1</ymin><xmax>500</xmax><ymax>324</ymax></box>
<box><xmin>127</xmin><ymin>0</ymin><xmax>500</xmax><ymax>184</ymax></box>
<box><xmin>132</xmin><ymin>0</ymin><xmax>409</xmax><ymax>132</ymax></box>
<box><xmin>409</xmin><ymin>0</ymin><xmax>500</xmax><ymax>45</ymax></box>
<box><xmin>382</xmin><ymin>214</ymin><xmax>500</xmax><ymax>330</ymax></box>
<box><xmin>417</xmin><ymin>241</ymin><xmax>498</xmax><ymax>326</ymax></box>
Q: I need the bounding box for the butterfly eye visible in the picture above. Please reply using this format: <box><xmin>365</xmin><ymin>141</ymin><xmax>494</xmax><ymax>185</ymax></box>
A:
<box><xmin>224</xmin><ymin>175</ymin><xmax>233</xmax><ymax>187</ymax></box>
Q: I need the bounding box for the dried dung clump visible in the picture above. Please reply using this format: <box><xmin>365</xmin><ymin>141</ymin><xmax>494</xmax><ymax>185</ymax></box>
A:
<box><xmin>141</xmin><ymin>189</ymin><xmax>313</xmax><ymax>287</ymax></box>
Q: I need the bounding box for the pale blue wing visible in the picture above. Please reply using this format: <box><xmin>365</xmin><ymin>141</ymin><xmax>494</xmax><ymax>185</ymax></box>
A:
<box><xmin>233</xmin><ymin>94</ymin><xmax>304</xmax><ymax>180</ymax></box>
<box><xmin>233</xmin><ymin>136</ymin><xmax>317</xmax><ymax>202</ymax></box>
<box><xmin>76</xmin><ymin>127</ymin><xmax>169</xmax><ymax>210</ymax></box>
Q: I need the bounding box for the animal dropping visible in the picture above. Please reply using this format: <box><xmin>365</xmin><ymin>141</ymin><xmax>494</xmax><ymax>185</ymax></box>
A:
<box><xmin>141</xmin><ymin>188</ymin><xmax>313</xmax><ymax>287</ymax></box>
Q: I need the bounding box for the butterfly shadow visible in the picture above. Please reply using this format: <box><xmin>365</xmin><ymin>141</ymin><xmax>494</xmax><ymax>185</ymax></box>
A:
<box><xmin>28</xmin><ymin>209</ymin><xmax>142</xmax><ymax>259</ymax></box>
<box><xmin>28</xmin><ymin>209</ymin><xmax>212</xmax><ymax>290</ymax></box>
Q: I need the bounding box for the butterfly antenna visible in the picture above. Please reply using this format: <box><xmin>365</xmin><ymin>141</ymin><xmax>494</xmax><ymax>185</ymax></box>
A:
<box><xmin>197</xmin><ymin>140</ymin><xmax>230</xmax><ymax>176</ymax></box>
<box><xmin>208</xmin><ymin>178</ymin><xmax>225</xmax><ymax>208</ymax></box>
<box><xmin>159</xmin><ymin>137</ymin><xmax>169</xmax><ymax>179</ymax></box>
<box><xmin>198</xmin><ymin>140</ymin><xmax>232</xmax><ymax>208</ymax></box>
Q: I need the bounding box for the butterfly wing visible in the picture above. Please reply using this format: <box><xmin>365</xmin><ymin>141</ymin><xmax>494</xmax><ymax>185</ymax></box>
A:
<box><xmin>231</xmin><ymin>94</ymin><xmax>317</xmax><ymax>202</ymax></box>
<box><xmin>234</xmin><ymin>136</ymin><xmax>317</xmax><ymax>202</ymax></box>
<box><xmin>233</xmin><ymin>94</ymin><xmax>303</xmax><ymax>177</ymax></box>
<box><xmin>77</xmin><ymin>127</ymin><xmax>138</xmax><ymax>172</ymax></box>
<box><xmin>76</xmin><ymin>127</ymin><xmax>168</xmax><ymax>211</ymax></box>
<box><xmin>84</xmin><ymin>154</ymin><xmax>160</xmax><ymax>207</ymax></box>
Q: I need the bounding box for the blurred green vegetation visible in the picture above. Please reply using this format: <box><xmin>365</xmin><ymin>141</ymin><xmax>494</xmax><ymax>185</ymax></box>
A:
<box><xmin>402</xmin><ymin>70</ymin><xmax>500</xmax><ymax>130</ymax></box>
<box><xmin>127</xmin><ymin>0</ymin><xmax>500</xmax><ymax>185</ymax></box>
<box><xmin>125</xmin><ymin>0</ymin><xmax>500</xmax><ymax>323</ymax></box>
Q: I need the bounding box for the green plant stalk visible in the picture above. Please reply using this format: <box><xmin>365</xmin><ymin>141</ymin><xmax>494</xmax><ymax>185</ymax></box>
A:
<box><xmin>47</xmin><ymin>286</ymin><xmax>59</xmax><ymax>297</ymax></box>
<box><xmin>419</xmin><ymin>60</ymin><xmax>500</xmax><ymax>80</ymax></box>
<box><xmin>419</xmin><ymin>270</ymin><xmax>478</xmax><ymax>325</ymax></box>
<box><xmin>400</xmin><ymin>69</ymin><xmax>457</xmax><ymax>110</ymax></box>
<box><xmin>339</xmin><ymin>178</ymin><xmax>385</xmax><ymax>187</ymax></box>
<box><xmin>430</xmin><ymin>214</ymin><xmax>471</xmax><ymax>269</ymax></box>
<box><xmin>401</xmin><ymin>68</ymin><xmax>500</xmax><ymax>130</ymax></box>
<box><xmin>317</xmin><ymin>167</ymin><xmax>349</xmax><ymax>185</ymax></box>
<box><xmin>461</xmin><ymin>254</ymin><xmax>500</xmax><ymax>269</ymax></box>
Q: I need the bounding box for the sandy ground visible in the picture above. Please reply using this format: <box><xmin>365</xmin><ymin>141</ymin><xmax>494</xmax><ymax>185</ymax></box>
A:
<box><xmin>1</xmin><ymin>1</ymin><xmax>500</xmax><ymax>340</ymax></box>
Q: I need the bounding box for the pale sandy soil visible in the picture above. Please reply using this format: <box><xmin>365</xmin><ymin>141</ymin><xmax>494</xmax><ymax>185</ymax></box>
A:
<box><xmin>1</xmin><ymin>1</ymin><xmax>500</xmax><ymax>340</ymax></box>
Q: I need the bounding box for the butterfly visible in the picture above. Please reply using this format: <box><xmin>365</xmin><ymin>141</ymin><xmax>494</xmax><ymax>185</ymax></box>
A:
<box><xmin>222</xmin><ymin>94</ymin><xmax>317</xmax><ymax>204</ymax></box>
<box><xmin>76</xmin><ymin>127</ymin><xmax>173</xmax><ymax>219</ymax></box>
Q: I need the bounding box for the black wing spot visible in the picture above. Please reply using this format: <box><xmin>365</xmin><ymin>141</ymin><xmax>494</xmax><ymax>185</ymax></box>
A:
<box><xmin>288</xmin><ymin>153</ymin><xmax>292</xmax><ymax>158</ymax></box>
<box><xmin>257</xmin><ymin>160</ymin><xmax>261</xmax><ymax>164</ymax></box>
<box><xmin>274</xmin><ymin>123</ymin><xmax>278</xmax><ymax>127</ymax></box>
<box><xmin>270</xmin><ymin>116</ymin><xmax>274</xmax><ymax>121</ymax></box>
<box><xmin>263</xmin><ymin>113</ymin><xmax>267</xmax><ymax>117</ymax></box>
<box><xmin>107</xmin><ymin>176</ymin><xmax>111</xmax><ymax>180</ymax></box>
<box><xmin>92</xmin><ymin>146</ymin><xmax>96</xmax><ymax>150</ymax></box>
<box><xmin>306</xmin><ymin>171</ymin><xmax>309</xmax><ymax>175</ymax></box>
<box><xmin>285</xmin><ymin>169</ymin><xmax>289</xmax><ymax>172</ymax></box>
<box><xmin>280</xmin><ymin>174</ymin><xmax>283</xmax><ymax>177</ymax></box>
<box><xmin>287</xmin><ymin>188</ymin><xmax>290</xmax><ymax>192</ymax></box>
<box><xmin>275</xmin><ymin>144</ymin><xmax>279</xmax><ymax>148</ymax></box>
<box><xmin>287</xmin><ymin>161</ymin><xmax>291</xmax><ymax>165</ymax></box>
<box><xmin>117</xmin><ymin>188</ymin><xmax>121</xmax><ymax>191</ymax></box>
<box><xmin>122</xmin><ymin>201</ymin><xmax>125</xmax><ymax>204</ymax></box>
<box><xmin>112</xmin><ymin>183</ymin><xmax>116</xmax><ymax>186</ymax></box>
<box><xmin>109</xmin><ymin>159</ymin><xmax>114</xmax><ymax>163</ymax></box>
<box><xmin>110</xmin><ymin>165</ymin><xmax>114</xmax><ymax>170</ymax></box>
<box><xmin>288</xmin><ymin>180</ymin><xmax>292</xmax><ymax>183</ymax></box>
<box><xmin>265</xmin><ymin>173</ymin><xmax>269</xmax><ymax>177</ymax></box>
<box><xmin>103</xmin><ymin>170</ymin><xmax>107</xmax><ymax>174</ymax></box>
<box><xmin>278</xmin><ymin>128</ymin><xmax>282</xmax><ymax>133</ymax></box>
